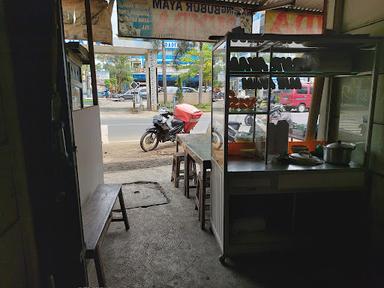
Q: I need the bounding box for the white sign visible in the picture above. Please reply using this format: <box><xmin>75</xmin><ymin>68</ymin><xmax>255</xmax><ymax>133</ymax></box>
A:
<box><xmin>117</xmin><ymin>0</ymin><xmax>252</xmax><ymax>41</ymax></box>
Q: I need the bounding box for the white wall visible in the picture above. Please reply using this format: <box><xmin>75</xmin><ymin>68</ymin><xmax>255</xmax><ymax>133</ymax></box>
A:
<box><xmin>72</xmin><ymin>106</ymin><xmax>104</xmax><ymax>205</ymax></box>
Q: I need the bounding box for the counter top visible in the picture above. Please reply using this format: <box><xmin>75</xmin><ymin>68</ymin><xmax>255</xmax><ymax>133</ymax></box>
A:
<box><xmin>227</xmin><ymin>158</ymin><xmax>363</xmax><ymax>173</ymax></box>
<box><xmin>176</xmin><ymin>133</ymin><xmax>211</xmax><ymax>163</ymax></box>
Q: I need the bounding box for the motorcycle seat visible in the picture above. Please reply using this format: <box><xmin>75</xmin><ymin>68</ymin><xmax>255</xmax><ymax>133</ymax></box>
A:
<box><xmin>228</xmin><ymin>121</ymin><xmax>241</xmax><ymax>130</ymax></box>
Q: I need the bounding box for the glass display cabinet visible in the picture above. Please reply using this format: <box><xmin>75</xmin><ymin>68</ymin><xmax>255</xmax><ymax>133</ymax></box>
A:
<box><xmin>210</xmin><ymin>32</ymin><xmax>381</xmax><ymax>263</ymax></box>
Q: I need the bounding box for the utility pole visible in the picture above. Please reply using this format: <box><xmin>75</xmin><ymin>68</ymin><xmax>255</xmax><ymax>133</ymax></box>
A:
<box><xmin>162</xmin><ymin>40</ymin><xmax>168</xmax><ymax>105</ymax></box>
<box><xmin>198</xmin><ymin>42</ymin><xmax>203</xmax><ymax>105</ymax></box>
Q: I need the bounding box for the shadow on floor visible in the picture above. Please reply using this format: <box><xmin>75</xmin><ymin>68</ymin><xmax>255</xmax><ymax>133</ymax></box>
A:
<box><xmin>91</xmin><ymin>165</ymin><xmax>383</xmax><ymax>288</ymax></box>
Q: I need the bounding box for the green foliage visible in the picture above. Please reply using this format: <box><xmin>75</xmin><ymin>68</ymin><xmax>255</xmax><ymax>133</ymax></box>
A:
<box><xmin>96</xmin><ymin>55</ymin><xmax>133</xmax><ymax>93</ymax></box>
<box><xmin>179</xmin><ymin>43</ymin><xmax>212</xmax><ymax>87</ymax></box>
<box><xmin>159</xmin><ymin>102</ymin><xmax>175</xmax><ymax>110</ymax></box>
<box><xmin>194</xmin><ymin>103</ymin><xmax>211</xmax><ymax>112</ymax></box>
<box><xmin>159</xmin><ymin>99</ymin><xmax>211</xmax><ymax>112</ymax></box>
<box><xmin>104</xmin><ymin>78</ymin><xmax>117</xmax><ymax>90</ymax></box>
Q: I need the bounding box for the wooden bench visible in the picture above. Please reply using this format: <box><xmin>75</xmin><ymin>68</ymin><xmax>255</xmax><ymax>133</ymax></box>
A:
<box><xmin>82</xmin><ymin>184</ymin><xmax>129</xmax><ymax>287</ymax></box>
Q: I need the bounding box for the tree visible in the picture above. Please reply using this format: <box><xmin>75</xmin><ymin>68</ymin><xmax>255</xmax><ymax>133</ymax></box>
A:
<box><xmin>104</xmin><ymin>78</ymin><xmax>117</xmax><ymax>94</ymax></box>
<box><xmin>176</xmin><ymin>76</ymin><xmax>183</xmax><ymax>103</ymax></box>
<box><xmin>179</xmin><ymin>43</ymin><xmax>212</xmax><ymax>104</ymax></box>
<box><xmin>173</xmin><ymin>41</ymin><xmax>194</xmax><ymax>67</ymax></box>
<box><xmin>96</xmin><ymin>55</ymin><xmax>133</xmax><ymax>93</ymax></box>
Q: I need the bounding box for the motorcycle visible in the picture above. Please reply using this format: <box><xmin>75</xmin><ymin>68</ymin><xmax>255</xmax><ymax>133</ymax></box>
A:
<box><xmin>226</xmin><ymin>104</ymin><xmax>290</xmax><ymax>143</ymax></box>
<box><xmin>212</xmin><ymin>104</ymin><xmax>291</xmax><ymax>149</ymax></box>
<box><xmin>140</xmin><ymin>104</ymin><xmax>203</xmax><ymax>152</ymax></box>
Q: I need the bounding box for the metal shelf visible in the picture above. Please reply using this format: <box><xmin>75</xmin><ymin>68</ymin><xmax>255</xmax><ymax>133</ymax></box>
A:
<box><xmin>210</xmin><ymin>32</ymin><xmax>380</xmax><ymax>260</ymax></box>
<box><xmin>228</xmin><ymin>111</ymin><xmax>267</xmax><ymax>115</ymax></box>
<box><xmin>229</xmin><ymin>71</ymin><xmax>362</xmax><ymax>77</ymax></box>
<box><xmin>229</xmin><ymin>71</ymin><xmax>270</xmax><ymax>77</ymax></box>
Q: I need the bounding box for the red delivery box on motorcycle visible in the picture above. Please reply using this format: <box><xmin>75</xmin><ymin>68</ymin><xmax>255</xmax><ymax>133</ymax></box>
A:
<box><xmin>174</xmin><ymin>104</ymin><xmax>203</xmax><ymax>133</ymax></box>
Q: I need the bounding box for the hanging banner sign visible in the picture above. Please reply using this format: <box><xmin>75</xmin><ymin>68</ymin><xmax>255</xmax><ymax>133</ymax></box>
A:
<box><xmin>117</xmin><ymin>0</ymin><xmax>252</xmax><ymax>41</ymax></box>
<box><xmin>62</xmin><ymin>0</ymin><xmax>114</xmax><ymax>45</ymax></box>
<box><xmin>264</xmin><ymin>10</ymin><xmax>323</xmax><ymax>34</ymax></box>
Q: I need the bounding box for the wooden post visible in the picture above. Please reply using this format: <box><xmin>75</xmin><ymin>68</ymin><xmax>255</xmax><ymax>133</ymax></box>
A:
<box><xmin>322</xmin><ymin>0</ymin><xmax>345</xmax><ymax>142</ymax></box>
<box><xmin>162</xmin><ymin>41</ymin><xmax>167</xmax><ymax>105</ymax></box>
<box><xmin>327</xmin><ymin>77</ymin><xmax>341</xmax><ymax>142</ymax></box>
<box><xmin>198</xmin><ymin>42</ymin><xmax>203</xmax><ymax>105</ymax></box>
<box><xmin>84</xmin><ymin>0</ymin><xmax>98</xmax><ymax>105</ymax></box>
<box><xmin>305</xmin><ymin>77</ymin><xmax>325</xmax><ymax>141</ymax></box>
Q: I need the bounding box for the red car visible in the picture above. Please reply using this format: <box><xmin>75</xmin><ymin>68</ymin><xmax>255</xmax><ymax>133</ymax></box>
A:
<box><xmin>278</xmin><ymin>83</ymin><xmax>313</xmax><ymax>112</ymax></box>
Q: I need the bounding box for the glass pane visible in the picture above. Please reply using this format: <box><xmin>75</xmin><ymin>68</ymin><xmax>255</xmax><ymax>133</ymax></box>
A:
<box><xmin>69</xmin><ymin>61</ymin><xmax>83</xmax><ymax>110</ymax></box>
<box><xmin>212</xmin><ymin>42</ymin><xmax>226</xmax><ymax>167</ymax></box>
<box><xmin>337</xmin><ymin>76</ymin><xmax>371</xmax><ymax>164</ymax></box>
<box><xmin>228</xmin><ymin>114</ymin><xmax>267</xmax><ymax>161</ymax></box>
<box><xmin>229</xmin><ymin>52</ymin><xmax>269</xmax><ymax>72</ymax></box>
<box><xmin>72</xmin><ymin>86</ymin><xmax>82</xmax><ymax>110</ymax></box>
<box><xmin>228</xmin><ymin>51</ymin><xmax>339</xmax><ymax>74</ymax></box>
<box><xmin>268</xmin><ymin>77</ymin><xmax>316</xmax><ymax>161</ymax></box>
<box><xmin>228</xmin><ymin>76</ymin><xmax>270</xmax><ymax>113</ymax></box>
<box><xmin>82</xmin><ymin>65</ymin><xmax>93</xmax><ymax>107</ymax></box>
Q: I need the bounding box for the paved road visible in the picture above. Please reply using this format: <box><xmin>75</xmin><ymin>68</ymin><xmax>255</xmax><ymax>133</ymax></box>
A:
<box><xmin>101</xmin><ymin>112</ymin><xmax>211</xmax><ymax>142</ymax></box>
<box><xmin>100</xmin><ymin>111</ymin><xmax>311</xmax><ymax>143</ymax></box>
<box><xmin>100</xmin><ymin>109</ymin><xmax>314</xmax><ymax>143</ymax></box>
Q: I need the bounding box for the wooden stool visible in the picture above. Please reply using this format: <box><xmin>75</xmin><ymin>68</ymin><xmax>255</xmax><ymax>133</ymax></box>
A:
<box><xmin>171</xmin><ymin>152</ymin><xmax>197</xmax><ymax>189</ymax></box>
<box><xmin>194</xmin><ymin>170</ymin><xmax>211</xmax><ymax>230</ymax></box>
<box><xmin>171</xmin><ymin>152</ymin><xmax>184</xmax><ymax>188</ymax></box>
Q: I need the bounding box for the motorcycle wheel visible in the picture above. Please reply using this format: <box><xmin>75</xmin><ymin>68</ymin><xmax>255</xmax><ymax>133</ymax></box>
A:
<box><xmin>244</xmin><ymin>114</ymin><xmax>254</xmax><ymax>126</ymax></box>
<box><xmin>140</xmin><ymin>131</ymin><xmax>159</xmax><ymax>152</ymax></box>
<box><xmin>212</xmin><ymin>130</ymin><xmax>223</xmax><ymax>150</ymax></box>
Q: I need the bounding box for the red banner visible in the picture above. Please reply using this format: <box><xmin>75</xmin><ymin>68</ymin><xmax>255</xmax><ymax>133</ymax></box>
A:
<box><xmin>265</xmin><ymin>10</ymin><xmax>323</xmax><ymax>34</ymax></box>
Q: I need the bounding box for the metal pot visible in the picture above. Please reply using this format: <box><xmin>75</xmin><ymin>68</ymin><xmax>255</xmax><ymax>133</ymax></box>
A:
<box><xmin>324</xmin><ymin>141</ymin><xmax>356</xmax><ymax>165</ymax></box>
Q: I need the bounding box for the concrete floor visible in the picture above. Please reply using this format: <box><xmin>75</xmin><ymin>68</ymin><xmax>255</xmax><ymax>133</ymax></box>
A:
<box><xmin>89</xmin><ymin>165</ymin><xmax>257</xmax><ymax>288</ymax></box>
<box><xmin>88</xmin><ymin>165</ymin><xmax>373</xmax><ymax>288</ymax></box>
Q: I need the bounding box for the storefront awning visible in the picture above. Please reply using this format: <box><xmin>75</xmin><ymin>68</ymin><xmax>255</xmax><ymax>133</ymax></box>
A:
<box><xmin>180</xmin><ymin>0</ymin><xmax>324</xmax><ymax>12</ymax></box>
<box><xmin>116</xmin><ymin>0</ymin><xmax>324</xmax><ymax>42</ymax></box>
<box><xmin>62</xmin><ymin>0</ymin><xmax>114</xmax><ymax>44</ymax></box>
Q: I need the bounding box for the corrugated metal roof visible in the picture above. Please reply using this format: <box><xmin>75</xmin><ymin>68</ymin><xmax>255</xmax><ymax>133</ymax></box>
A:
<box><xmin>280</xmin><ymin>0</ymin><xmax>324</xmax><ymax>12</ymax></box>
<box><xmin>294</xmin><ymin>0</ymin><xmax>324</xmax><ymax>11</ymax></box>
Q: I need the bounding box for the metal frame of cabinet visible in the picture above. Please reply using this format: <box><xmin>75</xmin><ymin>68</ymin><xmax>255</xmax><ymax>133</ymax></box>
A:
<box><xmin>210</xmin><ymin>32</ymin><xmax>382</xmax><ymax>263</ymax></box>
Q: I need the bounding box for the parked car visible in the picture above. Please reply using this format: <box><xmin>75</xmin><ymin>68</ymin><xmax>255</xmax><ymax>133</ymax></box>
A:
<box><xmin>278</xmin><ymin>82</ymin><xmax>313</xmax><ymax>112</ymax></box>
<box><xmin>110</xmin><ymin>94</ymin><xmax>125</xmax><ymax>101</ymax></box>
<box><xmin>112</xmin><ymin>90</ymin><xmax>133</xmax><ymax>100</ymax></box>
<box><xmin>159</xmin><ymin>86</ymin><xmax>199</xmax><ymax>94</ymax></box>
<box><xmin>158</xmin><ymin>86</ymin><xmax>178</xmax><ymax>94</ymax></box>
<box><xmin>181</xmin><ymin>87</ymin><xmax>198</xmax><ymax>93</ymax></box>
